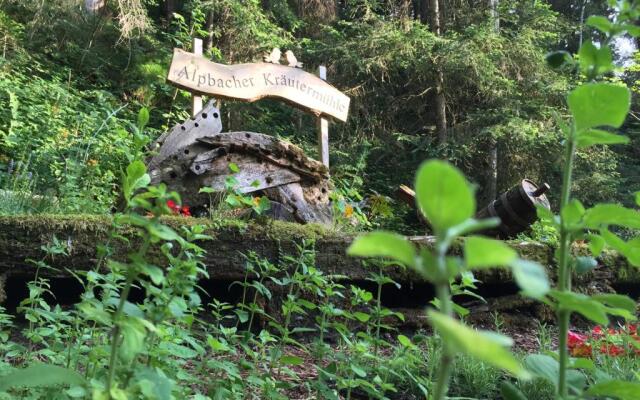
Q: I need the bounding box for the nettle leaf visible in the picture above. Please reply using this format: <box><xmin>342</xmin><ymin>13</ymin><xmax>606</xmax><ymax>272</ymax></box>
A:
<box><xmin>546</xmin><ymin>51</ymin><xmax>572</xmax><ymax>68</ymax></box>
<box><xmin>584</xmin><ymin>204</ymin><xmax>640</xmax><ymax>229</ymax></box>
<box><xmin>137</xmin><ymin>107</ymin><xmax>150</xmax><ymax>129</ymax></box>
<box><xmin>428</xmin><ymin>311</ymin><xmax>530</xmax><ymax>379</ymax></box>
<box><xmin>561</xmin><ymin>199</ymin><xmax>585</xmax><ymax>230</ymax></box>
<box><xmin>415</xmin><ymin>160</ymin><xmax>475</xmax><ymax>232</ymax></box>
<box><xmin>586</xmin><ymin>16</ymin><xmax>613</xmax><ymax>34</ymax></box>
<box><xmin>279</xmin><ymin>355</ymin><xmax>304</xmax><ymax>366</ymax></box>
<box><xmin>347</xmin><ymin>231</ymin><xmax>415</xmax><ymax>268</ymax></box>
<box><xmin>123</xmin><ymin>161</ymin><xmax>151</xmax><ymax>200</ymax></box>
<box><xmin>550</xmin><ymin>291</ymin><xmax>609</xmax><ymax>324</ymax></box>
<box><xmin>578</xmin><ymin>42</ymin><xmax>613</xmax><ymax>77</ymax></box>
<box><xmin>464</xmin><ymin>236</ymin><xmax>517</xmax><ymax>269</ymax></box>
<box><xmin>576</xmin><ymin>129</ymin><xmax>629</xmax><ymax>148</ymax></box>
<box><xmin>586</xmin><ymin>380</ymin><xmax>640</xmax><ymax>400</ymax></box>
<box><xmin>524</xmin><ymin>354</ymin><xmax>586</xmax><ymax>391</ymax></box>
<box><xmin>592</xmin><ymin>294</ymin><xmax>637</xmax><ymax>315</ymax></box>
<box><xmin>568</xmin><ymin>83</ymin><xmax>630</xmax><ymax>132</ymax></box>
<box><xmin>0</xmin><ymin>364</ymin><xmax>86</xmax><ymax>391</ymax></box>
<box><xmin>510</xmin><ymin>260</ymin><xmax>550</xmax><ymax>298</ymax></box>
<box><xmin>587</xmin><ymin>234</ymin><xmax>605</xmax><ymax>256</ymax></box>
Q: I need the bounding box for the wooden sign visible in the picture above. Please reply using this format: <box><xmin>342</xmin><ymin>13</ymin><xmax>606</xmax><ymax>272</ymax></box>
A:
<box><xmin>167</xmin><ymin>48</ymin><xmax>350</xmax><ymax>122</ymax></box>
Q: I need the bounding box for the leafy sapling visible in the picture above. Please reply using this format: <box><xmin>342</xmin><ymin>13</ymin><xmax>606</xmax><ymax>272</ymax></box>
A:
<box><xmin>349</xmin><ymin>159</ymin><xmax>548</xmax><ymax>400</ymax></box>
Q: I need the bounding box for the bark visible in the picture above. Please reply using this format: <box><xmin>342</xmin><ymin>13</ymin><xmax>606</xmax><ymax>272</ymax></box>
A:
<box><xmin>1</xmin><ymin>216</ymin><xmax>637</xmax><ymax>290</ymax></box>
<box><xmin>163</xmin><ymin>0</ymin><xmax>174</xmax><ymax>21</ymax></box>
<box><xmin>428</xmin><ymin>0</ymin><xmax>448</xmax><ymax>145</ymax></box>
<box><xmin>485</xmin><ymin>0</ymin><xmax>499</xmax><ymax>203</ymax></box>
<box><xmin>203</xmin><ymin>9</ymin><xmax>214</xmax><ymax>53</ymax></box>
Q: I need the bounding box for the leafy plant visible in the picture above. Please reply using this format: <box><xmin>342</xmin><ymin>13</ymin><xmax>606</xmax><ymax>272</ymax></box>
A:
<box><xmin>348</xmin><ymin>159</ymin><xmax>549</xmax><ymax>399</ymax></box>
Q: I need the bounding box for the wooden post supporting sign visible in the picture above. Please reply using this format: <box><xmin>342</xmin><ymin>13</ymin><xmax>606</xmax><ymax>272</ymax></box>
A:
<box><xmin>191</xmin><ymin>38</ymin><xmax>204</xmax><ymax>117</ymax></box>
<box><xmin>317</xmin><ymin>66</ymin><xmax>329</xmax><ymax>168</ymax></box>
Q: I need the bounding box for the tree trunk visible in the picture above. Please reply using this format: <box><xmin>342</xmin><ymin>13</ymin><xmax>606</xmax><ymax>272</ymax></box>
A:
<box><xmin>203</xmin><ymin>10</ymin><xmax>214</xmax><ymax>53</ymax></box>
<box><xmin>485</xmin><ymin>0</ymin><xmax>499</xmax><ymax>203</ymax></box>
<box><xmin>163</xmin><ymin>0</ymin><xmax>175</xmax><ymax>21</ymax></box>
<box><xmin>428</xmin><ymin>0</ymin><xmax>447</xmax><ymax>145</ymax></box>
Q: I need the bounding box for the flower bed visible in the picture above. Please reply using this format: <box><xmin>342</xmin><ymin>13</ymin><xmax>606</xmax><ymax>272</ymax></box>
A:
<box><xmin>568</xmin><ymin>324</ymin><xmax>640</xmax><ymax>358</ymax></box>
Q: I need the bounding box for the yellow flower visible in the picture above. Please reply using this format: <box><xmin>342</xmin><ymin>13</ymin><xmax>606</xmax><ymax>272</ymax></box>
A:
<box><xmin>87</xmin><ymin>159</ymin><xmax>98</xmax><ymax>167</ymax></box>
<box><xmin>344</xmin><ymin>204</ymin><xmax>354</xmax><ymax>218</ymax></box>
<box><xmin>252</xmin><ymin>196</ymin><xmax>261</xmax><ymax>206</ymax></box>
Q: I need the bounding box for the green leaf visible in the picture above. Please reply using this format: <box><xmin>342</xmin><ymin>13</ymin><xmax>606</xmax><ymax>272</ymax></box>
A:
<box><xmin>578</xmin><ymin>42</ymin><xmax>613</xmax><ymax>77</ymax></box>
<box><xmin>397</xmin><ymin>334</ymin><xmax>415</xmax><ymax>348</ymax></box>
<box><xmin>546</xmin><ymin>51</ymin><xmax>572</xmax><ymax>68</ymax></box>
<box><xmin>499</xmin><ymin>381</ymin><xmax>527</xmax><ymax>400</ymax></box>
<box><xmin>574</xmin><ymin>256</ymin><xmax>597</xmax><ymax>275</ymax></box>
<box><xmin>199</xmin><ymin>187</ymin><xmax>216</xmax><ymax>194</ymax></box>
<box><xmin>592</xmin><ymin>294</ymin><xmax>637</xmax><ymax>314</ymax></box>
<box><xmin>228</xmin><ymin>162</ymin><xmax>240</xmax><ymax>173</ymax></box>
<box><xmin>568</xmin><ymin>83</ymin><xmax>630</xmax><ymax>132</ymax></box>
<box><xmin>584</xmin><ymin>204</ymin><xmax>640</xmax><ymax>229</ymax></box>
<box><xmin>351</xmin><ymin>365</ymin><xmax>367</xmax><ymax>378</ymax></box>
<box><xmin>561</xmin><ymin>199</ymin><xmax>585</xmax><ymax>229</ymax></box>
<box><xmin>428</xmin><ymin>311</ymin><xmax>530</xmax><ymax>379</ymax></box>
<box><xmin>118</xmin><ymin>318</ymin><xmax>148</xmax><ymax>363</ymax></box>
<box><xmin>588</xmin><ymin>234</ymin><xmax>605</xmax><ymax>256</ymax></box>
<box><xmin>576</xmin><ymin>129</ymin><xmax>629</xmax><ymax>148</ymax></box>
<box><xmin>586</xmin><ymin>380</ymin><xmax>640</xmax><ymax>400</ymax></box>
<box><xmin>137</xmin><ymin>107</ymin><xmax>150</xmax><ymax>129</ymax></box>
<box><xmin>353</xmin><ymin>311</ymin><xmax>371</xmax><ymax>323</ymax></box>
<box><xmin>586</xmin><ymin>16</ymin><xmax>613</xmax><ymax>34</ymax></box>
<box><xmin>464</xmin><ymin>236</ymin><xmax>517</xmax><ymax>269</ymax></box>
<box><xmin>0</xmin><ymin>364</ymin><xmax>86</xmax><ymax>391</ymax></box>
<box><xmin>635</xmin><ymin>192</ymin><xmax>640</xmax><ymax>207</ymax></box>
<box><xmin>415</xmin><ymin>160</ymin><xmax>475</xmax><ymax>232</ymax></box>
<box><xmin>550</xmin><ymin>291</ymin><xmax>609</xmax><ymax>325</ymax></box>
<box><xmin>510</xmin><ymin>260</ymin><xmax>550</xmax><ymax>298</ymax></box>
<box><xmin>279</xmin><ymin>355</ymin><xmax>304</xmax><ymax>366</ymax></box>
<box><xmin>123</xmin><ymin>161</ymin><xmax>150</xmax><ymax>201</ymax></box>
<box><xmin>347</xmin><ymin>231</ymin><xmax>415</xmax><ymax>268</ymax></box>
<box><xmin>523</xmin><ymin>354</ymin><xmax>586</xmax><ymax>391</ymax></box>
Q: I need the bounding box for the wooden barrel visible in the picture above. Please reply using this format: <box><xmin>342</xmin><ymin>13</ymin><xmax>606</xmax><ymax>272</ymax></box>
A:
<box><xmin>476</xmin><ymin>180</ymin><xmax>550</xmax><ymax>238</ymax></box>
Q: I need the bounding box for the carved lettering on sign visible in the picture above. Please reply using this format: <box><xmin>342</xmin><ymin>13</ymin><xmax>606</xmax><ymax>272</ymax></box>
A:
<box><xmin>167</xmin><ymin>49</ymin><xmax>350</xmax><ymax>122</ymax></box>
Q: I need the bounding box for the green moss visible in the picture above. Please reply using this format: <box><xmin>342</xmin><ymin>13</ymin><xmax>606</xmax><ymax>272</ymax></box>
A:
<box><xmin>0</xmin><ymin>214</ymin><xmax>344</xmax><ymax>243</ymax></box>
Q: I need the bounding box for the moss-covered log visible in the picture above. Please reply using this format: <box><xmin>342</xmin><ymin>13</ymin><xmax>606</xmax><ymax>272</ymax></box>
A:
<box><xmin>0</xmin><ymin>215</ymin><xmax>638</xmax><ymax>293</ymax></box>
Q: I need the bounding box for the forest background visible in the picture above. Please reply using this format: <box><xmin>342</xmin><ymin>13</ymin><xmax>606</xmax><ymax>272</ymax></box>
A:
<box><xmin>0</xmin><ymin>0</ymin><xmax>637</xmax><ymax>230</ymax></box>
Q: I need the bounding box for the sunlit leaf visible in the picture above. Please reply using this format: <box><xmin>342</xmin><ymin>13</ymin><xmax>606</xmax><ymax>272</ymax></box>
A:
<box><xmin>464</xmin><ymin>236</ymin><xmax>517</xmax><ymax>269</ymax></box>
<box><xmin>568</xmin><ymin>83</ymin><xmax>630</xmax><ymax>132</ymax></box>
<box><xmin>415</xmin><ymin>160</ymin><xmax>475</xmax><ymax>232</ymax></box>
<box><xmin>584</xmin><ymin>204</ymin><xmax>640</xmax><ymax>229</ymax></box>
<box><xmin>428</xmin><ymin>311</ymin><xmax>530</xmax><ymax>379</ymax></box>
<box><xmin>576</xmin><ymin>129</ymin><xmax>629</xmax><ymax>148</ymax></box>
<box><xmin>510</xmin><ymin>260</ymin><xmax>550</xmax><ymax>298</ymax></box>
<box><xmin>347</xmin><ymin>231</ymin><xmax>415</xmax><ymax>268</ymax></box>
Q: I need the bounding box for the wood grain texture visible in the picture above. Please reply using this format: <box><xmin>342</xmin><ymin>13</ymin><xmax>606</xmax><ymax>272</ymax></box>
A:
<box><xmin>167</xmin><ymin>49</ymin><xmax>350</xmax><ymax>122</ymax></box>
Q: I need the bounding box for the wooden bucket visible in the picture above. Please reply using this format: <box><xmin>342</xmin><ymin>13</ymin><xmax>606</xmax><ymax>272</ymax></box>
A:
<box><xmin>476</xmin><ymin>180</ymin><xmax>550</xmax><ymax>238</ymax></box>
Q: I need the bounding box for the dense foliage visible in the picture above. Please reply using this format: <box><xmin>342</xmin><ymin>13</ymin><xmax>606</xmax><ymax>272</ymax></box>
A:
<box><xmin>0</xmin><ymin>0</ymin><xmax>639</xmax><ymax>222</ymax></box>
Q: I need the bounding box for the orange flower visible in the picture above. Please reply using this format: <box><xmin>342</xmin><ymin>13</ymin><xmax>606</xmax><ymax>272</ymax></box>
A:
<box><xmin>344</xmin><ymin>204</ymin><xmax>354</xmax><ymax>218</ymax></box>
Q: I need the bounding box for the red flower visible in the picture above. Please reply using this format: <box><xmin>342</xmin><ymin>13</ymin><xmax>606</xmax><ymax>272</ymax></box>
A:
<box><xmin>629</xmin><ymin>324</ymin><xmax>638</xmax><ymax>336</ymax></box>
<box><xmin>592</xmin><ymin>326</ymin><xmax>604</xmax><ymax>337</ymax></box>
<box><xmin>600</xmin><ymin>344</ymin><xmax>625</xmax><ymax>357</ymax></box>
<box><xmin>568</xmin><ymin>331</ymin><xmax>587</xmax><ymax>348</ymax></box>
<box><xmin>181</xmin><ymin>205</ymin><xmax>191</xmax><ymax>217</ymax></box>
<box><xmin>571</xmin><ymin>343</ymin><xmax>593</xmax><ymax>357</ymax></box>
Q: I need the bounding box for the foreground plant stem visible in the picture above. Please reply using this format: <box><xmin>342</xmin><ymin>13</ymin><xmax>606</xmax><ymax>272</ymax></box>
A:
<box><xmin>106</xmin><ymin>236</ymin><xmax>151</xmax><ymax>393</ymax></box>
<box><xmin>432</xmin><ymin>239</ymin><xmax>454</xmax><ymax>400</ymax></box>
<box><xmin>556</xmin><ymin>130</ymin><xmax>577</xmax><ymax>398</ymax></box>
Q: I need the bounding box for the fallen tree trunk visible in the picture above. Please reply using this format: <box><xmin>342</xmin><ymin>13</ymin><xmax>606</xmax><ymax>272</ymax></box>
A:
<box><xmin>0</xmin><ymin>215</ymin><xmax>638</xmax><ymax>298</ymax></box>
